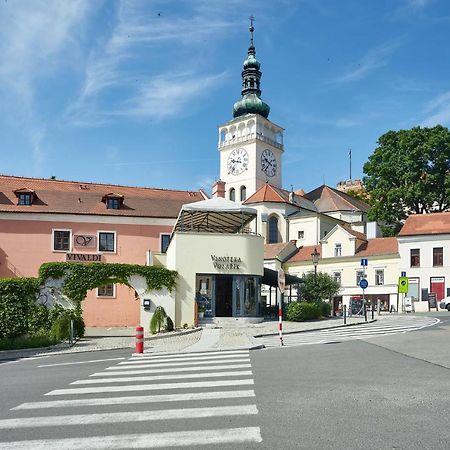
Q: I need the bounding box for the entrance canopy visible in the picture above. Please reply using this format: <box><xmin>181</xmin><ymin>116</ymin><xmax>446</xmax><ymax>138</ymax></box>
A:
<box><xmin>262</xmin><ymin>267</ymin><xmax>303</xmax><ymax>287</ymax></box>
<box><xmin>173</xmin><ymin>197</ymin><xmax>258</xmax><ymax>234</ymax></box>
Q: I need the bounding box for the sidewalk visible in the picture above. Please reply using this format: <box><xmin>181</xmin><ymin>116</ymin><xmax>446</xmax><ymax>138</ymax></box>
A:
<box><xmin>0</xmin><ymin>315</ymin><xmax>374</xmax><ymax>360</ymax></box>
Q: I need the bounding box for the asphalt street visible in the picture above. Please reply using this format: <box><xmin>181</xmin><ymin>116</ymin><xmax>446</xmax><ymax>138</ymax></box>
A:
<box><xmin>0</xmin><ymin>313</ymin><xmax>448</xmax><ymax>449</ymax></box>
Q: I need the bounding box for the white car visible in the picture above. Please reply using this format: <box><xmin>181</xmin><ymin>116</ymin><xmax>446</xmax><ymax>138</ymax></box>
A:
<box><xmin>439</xmin><ymin>296</ymin><xmax>450</xmax><ymax>311</ymax></box>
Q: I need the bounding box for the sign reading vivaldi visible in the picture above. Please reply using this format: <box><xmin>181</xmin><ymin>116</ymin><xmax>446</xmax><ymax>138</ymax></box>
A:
<box><xmin>211</xmin><ymin>255</ymin><xmax>242</xmax><ymax>270</ymax></box>
<box><xmin>66</xmin><ymin>253</ymin><xmax>102</xmax><ymax>262</ymax></box>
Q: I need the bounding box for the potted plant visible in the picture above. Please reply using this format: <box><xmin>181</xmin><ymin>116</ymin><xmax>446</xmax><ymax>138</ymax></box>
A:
<box><xmin>198</xmin><ymin>306</ymin><xmax>205</xmax><ymax>318</ymax></box>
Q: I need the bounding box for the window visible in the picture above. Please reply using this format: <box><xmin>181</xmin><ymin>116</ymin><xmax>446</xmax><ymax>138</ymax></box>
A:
<box><xmin>298</xmin><ymin>230</ymin><xmax>304</xmax><ymax>239</ymax></box>
<box><xmin>268</xmin><ymin>216</ymin><xmax>279</xmax><ymax>244</ymax></box>
<box><xmin>375</xmin><ymin>269</ymin><xmax>384</xmax><ymax>286</ymax></box>
<box><xmin>410</xmin><ymin>248</ymin><xmax>420</xmax><ymax>267</ymax></box>
<box><xmin>106</xmin><ymin>198</ymin><xmax>120</xmax><ymax>209</ymax></box>
<box><xmin>97</xmin><ymin>284</ymin><xmax>115</xmax><ymax>297</ymax></box>
<box><xmin>98</xmin><ymin>232</ymin><xmax>115</xmax><ymax>252</ymax></box>
<box><xmin>356</xmin><ymin>270</ymin><xmax>364</xmax><ymax>285</ymax></box>
<box><xmin>161</xmin><ymin>234</ymin><xmax>170</xmax><ymax>253</ymax></box>
<box><xmin>53</xmin><ymin>230</ymin><xmax>71</xmax><ymax>251</ymax></box>
<box><xmin>229</xmin><ymin>188</ymin><xmax>235</xmax><ymax>201</ymax></box>
<box><xmin>334</xmin><ymin>243</ymin><xmax>342</xmax><ymax>257</ymax></box>
<box><xmin>240</xmin><ymin>185</ymin><xmax>246</xmax><ymax>201</ymax></box>
<box><xmin>333</xmin><ymin>272</ymin><xmax>341</xmax><ymax>286</ymax></box>
<box><xmin>18</xmin><ymin>193</ymin><xmax>32</xmax><ymax>205</ymax></box>
<box><xmin>433</xmin><ymin>247</ymin><xmax>443</xmax><ymax>267</ymax></box>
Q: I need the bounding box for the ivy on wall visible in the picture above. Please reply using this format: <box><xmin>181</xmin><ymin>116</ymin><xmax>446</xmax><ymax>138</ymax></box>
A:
<box><xmin>39</xmin><ymin>262</ymin><xmax>177</xmax><ymax>304</ymax></box>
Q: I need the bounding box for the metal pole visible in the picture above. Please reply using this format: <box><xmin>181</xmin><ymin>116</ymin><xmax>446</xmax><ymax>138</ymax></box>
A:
<box><xmin>343</xmin><ymin>304</ymin><xmax>347</xmax><ymax>325</ymax></box>
<box><xmin>70</xmin><ymin>319</ymin><xmax>74</xmax><ymax>345</ymax></box>
<box><xmin>364</xmin><ymin>304</ymin><xmax>367</xmax><ymax>322</ymax></box>
<box><xmin>371</xmin><ymin>303</ymin><xmax>374</xmax><ymax>320</ymax></box>
<box><xmin>278</xmin><ymin>292</ymin><xmax>284</xmax><ymax>346</ymax></box>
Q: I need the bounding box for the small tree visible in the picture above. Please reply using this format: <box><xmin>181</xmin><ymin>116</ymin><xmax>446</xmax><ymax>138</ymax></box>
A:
<box><xmin>150</xmin><ymin>306</ymin><xmax>167</xmax><ymax>334</ymax></box>
<box><xmin>301</xmin><ymin>272</ymin><xmax>341</xmax><ymax>302</ymax></box>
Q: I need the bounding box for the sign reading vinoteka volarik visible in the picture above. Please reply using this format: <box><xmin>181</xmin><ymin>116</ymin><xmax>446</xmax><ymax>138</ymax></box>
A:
<box><xmin>66</xmin><ymin>253</ymin><xmax>102</xmax><ymax>262</ymax></box>
<box><xmin>211</xmin><ymin>255</ymin><xmax>242</xmax><ymax>270</ymax></box>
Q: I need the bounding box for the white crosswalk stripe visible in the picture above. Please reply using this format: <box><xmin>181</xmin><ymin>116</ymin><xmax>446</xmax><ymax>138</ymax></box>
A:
<box><xmin>2</xmin><ymin>349</ymin><xmax>262</xmax><ymax>448</ymax></box>
<box><xmin>257</xmin><ymin>316</ymin><xmax>439</xmax><ymax>348</ymax></box>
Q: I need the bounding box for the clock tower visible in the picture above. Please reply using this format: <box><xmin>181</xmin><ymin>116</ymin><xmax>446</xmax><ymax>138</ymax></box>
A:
<box><xmin>218</xmin><ymin>21</ymin><xmax>284</xmax><ymax>203</ymax></box>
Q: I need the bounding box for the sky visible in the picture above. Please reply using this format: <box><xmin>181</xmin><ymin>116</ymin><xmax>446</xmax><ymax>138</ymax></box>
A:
<box><xmin>1</xmin><ymin>0</ymin><xmax>450</xmax><ymax>194</ymax></box>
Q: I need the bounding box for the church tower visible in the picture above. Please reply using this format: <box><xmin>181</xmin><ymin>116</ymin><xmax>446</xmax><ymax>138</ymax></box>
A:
<box><xmin>218</xmin><ymin>20</ymin><xmax>284</xmax><ymax>203</ymax></box>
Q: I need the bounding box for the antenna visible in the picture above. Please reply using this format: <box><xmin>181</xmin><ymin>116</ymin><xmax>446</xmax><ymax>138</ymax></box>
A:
<box><xmin>349</xmin><ymin>149</ymin><xmax>352</xmax><ymax>180</ymax></box>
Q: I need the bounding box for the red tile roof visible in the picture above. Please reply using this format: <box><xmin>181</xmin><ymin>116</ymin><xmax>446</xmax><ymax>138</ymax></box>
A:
<box><xmin>341</xmin><ymin>224</ymin><xmax>367</xmax><ymax>241</ymax></box>
<box><xmin>0</xmin><ymin>175</ymin><xmax>204</xmax><ymax>218</ymax></box>
<box><xmin>244</xmin><ymin>183</ymin><xmax>291</xmax><ymax>204</ymax></box>
<box><xmin>287</xmin><ymin>244</ymin><xmax>322</xmax><ymax>263</ymax></box>
<box><xmin>304</xmin><ymin>185</ymin><xmax>369</xmax><ymax>213</ymax></box>
<box><xmin>399</xmin><ymin>212</ymin><xmax>450</xmax><ymax>236</ymax></box>
<box><xmin>264</xmin><ymin>241</ymin><xmax>298</xmax><ymax>260</ymax></box>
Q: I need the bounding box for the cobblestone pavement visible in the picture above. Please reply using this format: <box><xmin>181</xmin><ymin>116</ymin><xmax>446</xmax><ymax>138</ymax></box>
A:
<box><xmin>0</xmin><ymin>315</ymin><xmax>373</xmax><ymax>359</ymax></box>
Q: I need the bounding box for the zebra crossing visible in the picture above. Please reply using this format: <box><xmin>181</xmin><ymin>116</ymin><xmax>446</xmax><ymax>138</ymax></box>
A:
<box><xmin>0</xmin><ymin>349</ymin><xmax>262</xmax><ymax>449</ymax></box>
<box><xmin>256</xmin><ymin>315</ymin><xmax>440</xmax><ymax>348</ymax></box>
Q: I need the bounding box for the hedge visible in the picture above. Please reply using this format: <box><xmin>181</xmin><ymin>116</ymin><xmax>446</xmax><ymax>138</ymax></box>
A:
<box><xmin>286</xmin><ymin>301</ymin><xmax>331</xmax><ymax>322</ymax></box>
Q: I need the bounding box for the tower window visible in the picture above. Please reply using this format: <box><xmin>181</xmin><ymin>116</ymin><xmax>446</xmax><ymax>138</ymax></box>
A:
<box><xmin>229</xmin><ymin>188</ymin><xmax>235</xmax><ymax>201</ymax></box>
<box><xmin>240</xmin><ymin>185</ymin><xmax>246</xmax><ymax>201</ymax></box>
<box><xmin>268</xmin><ymin>216</ymin><xmax>279</xmax><ymax>244</ymax></box>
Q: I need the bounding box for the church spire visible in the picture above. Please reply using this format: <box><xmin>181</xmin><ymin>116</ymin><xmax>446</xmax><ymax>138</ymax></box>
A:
<box><xmin>232</xmin><ymin>17</ymin><xmax>270</xmax><ymax>119</ymax></box>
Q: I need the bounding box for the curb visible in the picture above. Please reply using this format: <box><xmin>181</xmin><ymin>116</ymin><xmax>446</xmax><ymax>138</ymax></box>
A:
<box><xmin>253</xmin><ymin>319</ymin><xmax>377</xmax><ymax>338</ymax></box>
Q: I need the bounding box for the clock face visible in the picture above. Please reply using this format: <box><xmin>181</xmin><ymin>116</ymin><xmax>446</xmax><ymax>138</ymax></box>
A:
<box><xmin>227</xmin><ymin>148</ymin><xmax>249</xmax><ymax>176</ymax></box>
<box><xmin>261</xmin><ymin>149</ymin><xmax>277</xmax><ymax>177</ymax></box>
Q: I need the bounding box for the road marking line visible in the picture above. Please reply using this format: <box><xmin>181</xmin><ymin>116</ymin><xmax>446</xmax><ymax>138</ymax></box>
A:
<box><xmin>129</xmin><ymin>350</ymin><xmax>249</xmax><ymax>360</ymax></box>
<box><xmin>104</xmin><ymin>357</ymin><xmax>250</xmax><ymax>371</ymax></box>
<box><xmin>37</xmin><ymin>358</ymin><xmax>125</xmax><ymax>368</ymax></box>
<box><xmin>0</xmin><ymin>405</ymin><xmax>258</xmax><ymax>429</ymax></box>
<box><xmin>72</xmin><ymin>370</ymin><xmax>253</xmax><ymax>385</ymax></box>
<box><xmin>12</xmin><ymin>390</ymin><xmax>256</xmax><ymax>410</ymax></box>
<box><xmin>119</xmin><ymin>353</ymin><xmax>249</xmax><ymax>365</ymax></box>
<box><xmin>0</xmin><ymin>426</ymin><xmax>263</xmax><ymax>449</ymax></box>
<box><xmin>45</xmin><ymin>378</ymin><xmax>254</xmax><ymax>396</ymax></box>
<box><xmin>90</xmin><ymin>363</ymin><xmax>252</xmax><ymax>377</ymax></box>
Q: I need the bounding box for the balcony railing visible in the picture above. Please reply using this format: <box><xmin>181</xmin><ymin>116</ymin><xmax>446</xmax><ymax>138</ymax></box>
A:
<box><xmin>219</xmin><ymin>132</ymin><xmax>283</xmax><ymax>150</ymax></box>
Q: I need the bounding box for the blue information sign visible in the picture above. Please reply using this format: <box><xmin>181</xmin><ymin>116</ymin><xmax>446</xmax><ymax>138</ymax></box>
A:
<box><xmin>401</xmin><ymin>271</ymin><xmax>406</xmax><ymax>277</ymax></box>
<box><xmin>361</xmin><ymin>258</ymin><xmax>368</xmax><ymax>267</ymax></box>
<box><xmin>359</xmin><ymin>278</ymin><xmax>368</xmax><ymax>289</ymax></box>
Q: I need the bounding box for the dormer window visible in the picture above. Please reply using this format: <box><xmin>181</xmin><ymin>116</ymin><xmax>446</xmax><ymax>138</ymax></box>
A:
<box><xmin>102</xmin><ymin>193</ymin><xmax>124</xmax><ymax>210</ymax></box>
<box><xmin>14</xmin><ymin>188</ymin><xmax>36</xmax><ymax>206</ymax></box>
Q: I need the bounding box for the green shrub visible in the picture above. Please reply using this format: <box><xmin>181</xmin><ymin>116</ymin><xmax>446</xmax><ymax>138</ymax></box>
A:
<box><xmin>150</xmin><ymin>306</ymin><xmax>167</xmax><ymax>334</ymax></box>
<box><xmin>49</xmin><ymin>313</ymin><xmax>71</xmax><ymax>341</ymax></box>
<box><xmin>0</xmin><ymin>334</ymin><xmax>56</xmax><ymax>351</ymax></box>
<box><xmin>28</xmin><ymin>303</ymin><xmax>50</xmax><ymax>335</ymax></box>
<box><xmin>0</xmin><ymin>278</ymin><xmax>39</xmax><ymax>338</ymax></box>
<box><xmin>165</xmin><ymin>316</ymin><xmax>174</xmax><ymax>332</ymax></box>
<box><xmin>319</xmin><ymin>301</ymin><xmax>332</xmax><ymax>317</ymax></box>
<box><xmin>286</xmin><ymin>301</ymin><xmax>321</xmax><ymax>322</ymax></box>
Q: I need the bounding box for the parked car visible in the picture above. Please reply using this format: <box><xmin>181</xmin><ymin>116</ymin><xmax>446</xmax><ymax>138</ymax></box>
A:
<box><xmin>439</xmin><ymin>296</ymin><xmax>450</xmax><ymax>311</ymax></box>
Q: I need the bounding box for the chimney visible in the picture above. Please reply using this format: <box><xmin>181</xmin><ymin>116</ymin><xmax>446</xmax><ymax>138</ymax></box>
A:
<box><xmin>212</xmin><ymin>180</ymin><xmax>225</xmax><ymax>198</ymax></box>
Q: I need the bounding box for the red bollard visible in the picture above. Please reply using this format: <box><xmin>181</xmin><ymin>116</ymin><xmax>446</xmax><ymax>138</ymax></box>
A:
<box><xmin>135</xmin><ymin>326</ymin><xmax>144</xmax><ymax>354</ymax></box>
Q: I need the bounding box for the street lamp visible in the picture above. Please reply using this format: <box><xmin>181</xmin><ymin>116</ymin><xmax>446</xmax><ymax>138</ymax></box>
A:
<box><xmin>311</xmin><ymin>247</ymin><xmax>320</xmax><ymax>300</ymax></box>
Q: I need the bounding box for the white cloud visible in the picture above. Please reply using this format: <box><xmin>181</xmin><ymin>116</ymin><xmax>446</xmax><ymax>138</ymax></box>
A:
<box><xmin>66</xmin><ymin>0</ymin><xmax>239</xmax><ymax>125</ymax></box>
<box><xmin>333</xmin><ymin>39</ymin><xmax>404</xmax><ymax>83</ymax></box>
<box><xmin>421</xmin><ymin>90</ymin><xmax>450</xmax><ymax>127</ymax></box>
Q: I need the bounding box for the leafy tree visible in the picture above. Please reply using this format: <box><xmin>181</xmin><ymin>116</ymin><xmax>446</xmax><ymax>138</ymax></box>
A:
<box><xmin>363</xmin><ymin>125</ymin><xmax>450</xmax><ymax>235</ymax></box>
<box><xmin>301</xmin><ymin>272</ymin><xmax>341</xmax><ymax>302</ymax></box>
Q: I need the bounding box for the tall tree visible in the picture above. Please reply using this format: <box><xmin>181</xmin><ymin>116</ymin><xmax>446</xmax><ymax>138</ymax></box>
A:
<box><xmin>301</xmin><ymin>272</ymin><xmax>341</xmax><ymax>302</ymax></box>
<box><xmin>363</xmin><ymin>125</ymin><xmax>450</xmax><ymax>236</ymax></box>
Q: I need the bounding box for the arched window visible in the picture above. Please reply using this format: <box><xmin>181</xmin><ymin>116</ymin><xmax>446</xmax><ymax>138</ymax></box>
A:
<box><xmin>268</xmin><ymin>216</ymin><xmax>279</xmax><ymax>243</ymax></box>
<box><xmin>220</xmin><ymin>130</ymin><xmax>226</xmax><ymax>142</ymax></box>
<box><xmin>240</xmin><ymin>185</ymin><xmax>246</xmax><ymax>201</ymax></box>
<box><xmin>229</xmin><ymin>188</ymin><xmax>235</xmax><ymax>201</ymax></box>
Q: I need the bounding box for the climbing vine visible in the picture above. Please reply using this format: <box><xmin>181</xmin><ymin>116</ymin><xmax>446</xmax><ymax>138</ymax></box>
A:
<box><xmin>39</xmin><ymin>262</ymin><xmax>177</xmax><ymax>303</ymax></box>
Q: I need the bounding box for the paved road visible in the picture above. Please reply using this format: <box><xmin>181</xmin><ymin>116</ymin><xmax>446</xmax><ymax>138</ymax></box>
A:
<box><xmin>0</xmin><ymin>313</ymin><xmax>448</xmax><ymax>449</ymax></box>
<box><xmin>256</xmin><ymin>315</ymin><xmax>440</xmax><ymax>348</ymax></box>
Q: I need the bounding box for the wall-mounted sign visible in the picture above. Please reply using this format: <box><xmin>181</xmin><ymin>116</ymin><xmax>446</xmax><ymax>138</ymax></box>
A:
<box><xmin>210</xmin><ymin>255</ymin><xmax>242</xmax><ymax>270</ymax></box>
<box><xmin>66</xmin><ymin>253</ymin><xmax>102</xmax><ymax>262</ymax></box>
<box><xmin>74</xmin><ymin>235</ymin><xmax>96</xmax><ymax>248</ymax></box>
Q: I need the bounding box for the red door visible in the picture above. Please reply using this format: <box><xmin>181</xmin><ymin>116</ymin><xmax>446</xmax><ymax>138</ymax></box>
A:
<box><xmin>430</xmin><ymin>277</ymin><xmax>445</xmax><ymax>301</ymax></box>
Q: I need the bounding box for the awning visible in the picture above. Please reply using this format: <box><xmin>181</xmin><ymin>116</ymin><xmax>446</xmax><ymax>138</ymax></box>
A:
<box><xmin>173</xmin><ymin>197</ymin><xmax>257</xmax><ymax>234</ymax></box>
<box><xmin>262</xmin><ymin>267</ymin><xmax>303</xmax><ymax>288</ymax></box>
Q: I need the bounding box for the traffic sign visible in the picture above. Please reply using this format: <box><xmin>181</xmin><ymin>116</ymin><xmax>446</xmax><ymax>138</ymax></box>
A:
<box><xmin>401</xmin><ymin>271</ymin><xmax>406</xmax><ymax>277</ymax></box>
<box><xmin>359</xmin><ymin>278</ymin><xmax>368</xmax><ymax>289</ymax></box>
<box><xmin>361</xmin><ymin>258</ymin><xmax>368</xmax><ymax>267</ymax></box>
<box><xmin>398</xmin><ymin>277</ymin><xmax>408</xmax><ymax>293</ymax></box>
<box><xmin>278</xmin><ymin>269</ymin><xmax>285</xmax><ymax>292</ymax></box>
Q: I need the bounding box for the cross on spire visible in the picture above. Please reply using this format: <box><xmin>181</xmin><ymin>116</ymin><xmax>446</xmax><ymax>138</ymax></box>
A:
<box><xmin>249</xmin><ymin>15</ymin><xmax>255</xmax><ymax>42</ymax></box>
